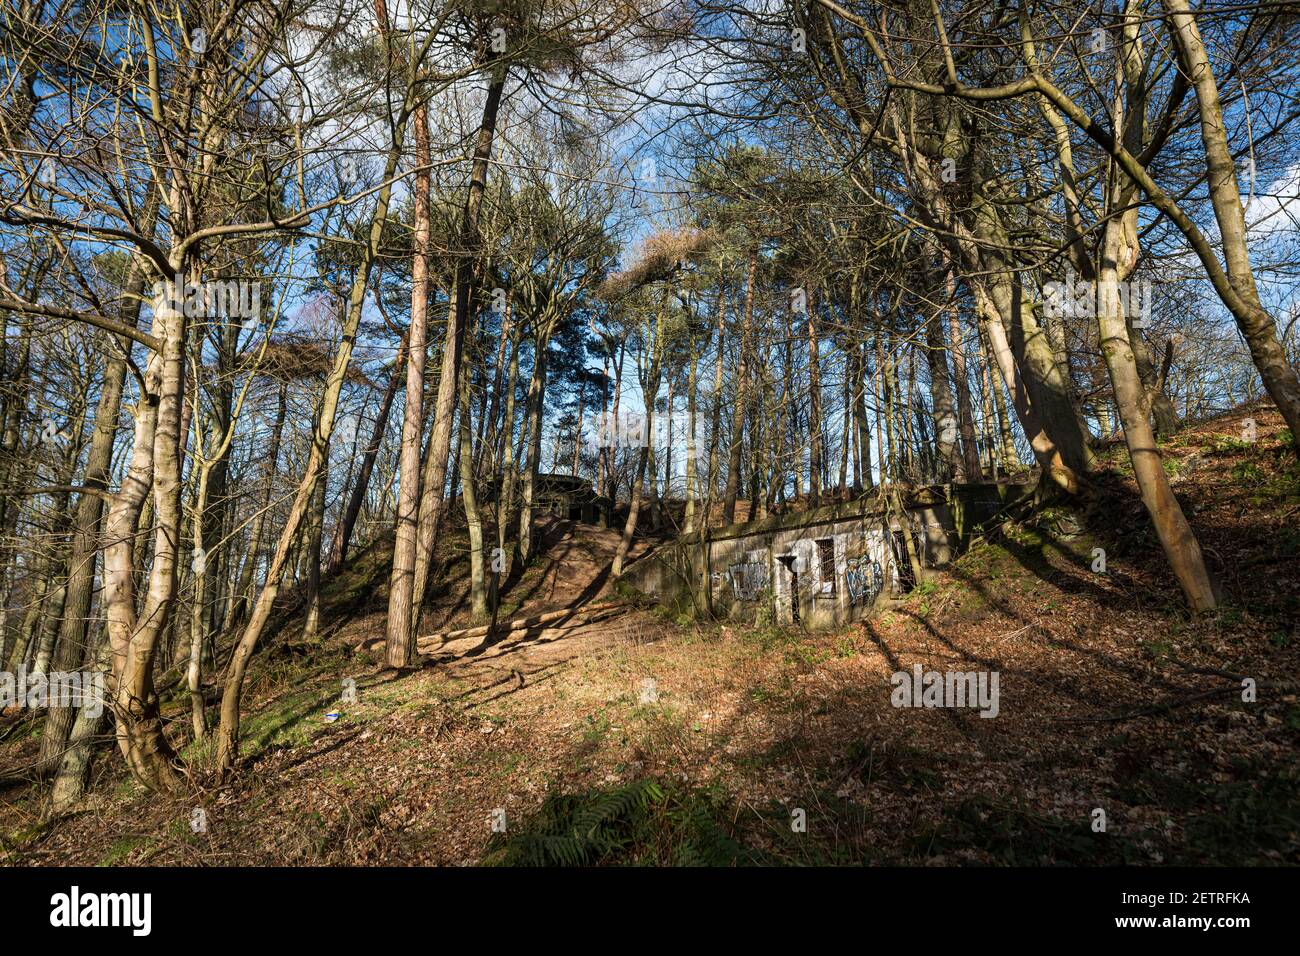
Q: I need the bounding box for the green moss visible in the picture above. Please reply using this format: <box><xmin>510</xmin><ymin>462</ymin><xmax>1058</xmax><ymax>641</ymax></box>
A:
<box><xmin>99</xmin><ymin>836</ymin><xmax>146</xmax><ymax>866</ymax></box>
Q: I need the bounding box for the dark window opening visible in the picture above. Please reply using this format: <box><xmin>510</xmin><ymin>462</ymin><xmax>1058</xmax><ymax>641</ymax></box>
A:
<box><xmin>816</xmin><ymin>538</ymin><xmax>836</xmax><ymax>596</ymax></box>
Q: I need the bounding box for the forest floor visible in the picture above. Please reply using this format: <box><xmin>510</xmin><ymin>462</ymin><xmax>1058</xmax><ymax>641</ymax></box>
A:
<box><xmin>2</xmin><ymin>404</ymin><xmax>1297</xmax><ymax>865</ymax></box>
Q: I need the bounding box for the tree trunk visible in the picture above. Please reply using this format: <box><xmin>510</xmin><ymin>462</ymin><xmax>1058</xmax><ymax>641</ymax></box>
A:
<box><xmin>36</xmin><ymin>273</ymin><xmax>137</xmax><ymax>775</ymax></box>
<box><xmin>231</xmin><ymin>382</ymin><xmax>287</xmax><ymax>626</ymax></box>
<box><xmin>1096</xmin><ymin>16</ymin><xmax>1216</xmax><ymax>611</ymax></box>
<box><xmin>614</xmin><ymin>331</ymin><xmax>663</xmax><ymax>575</ymax></box>
<box><xmin>105</xmin><ymin>272</ymin><xmax>185</xmax><ymax>793</ymax></box>
<box><xmin>48</xmin><ymin>625</ymin><xmax>110</xmax><ymax>813</ymax></box>
<box><xmin>517</xmin><ymin>333</ymin><xmax>549</xmax><ymax>564</ymax></box>
<box><xmin>1098</xmin><ymin>216</ymin><xmax>1215</xmax><ymax>611</ymax></box>
<box><xmin>481</xmin><ymin>294</ymin><xmax>513</xmax><ymax>478</ymax></box>
<box><xmin>385</xmin><ymin>102</ymin><xmax>433</xmax><ymax>670</ymax></box>
<box><xmin>458</xmin><ymin>363</ymin><xmax>489</xmax><ymax>621</ymax></box>
<box><xmin>853</xmin><ymin>339</ymin><xmax>873</xmax><ymax>490</ymax></box>
<box><xmin>924</xmin><ymin>301</ymin><xmax>963</xmax><ymax>480</ymax></box>
<box><xmin>722</xmin><ymin>251</ymin><xmax>757</xmax><ymax>524</ymax></box>
<box><xmin>707</xmin><ymin>285</ymin><xmax>726</xmax><ymax>511</ymax></box>
<box><xmin>944</xmin><ymin>268</ymin><xmax>984</xmax><ymax>479</ymax></box>
<box><xmin>301</xmin><ymin>448</ymin><xmax>328</xmax><ymax>642</ymax></box>
<box><xmin>806</xmin><ymin>285</ymin><xmax>823</xmax><ymax>504</ymax></box>
<box><xmin>496</xmin><ymin>326</ymin><xmax>522</xmax><ymax>574</ymax></box>
<box><xmin>328</xmin><ymin>339</ymin><xmax>404</xmax><ymax>573</ymax></box>
<box><xmin>612</xmin><ymin>448</ymin><xmax>648</xmax><ymax>579</ymax></box>
<box><xmin>408</xmin><ymin>65</ymin><xmax>507</xmax><ymax>641</ymax></box>
<box><xmin>216</xmin><ymin>92</ymin><xmax>417</xmax><ymax>774</ymax></box>
<box><xmin>1161</xmin><ymin>0</ymin><xmax>1300</xmax><ymax>451</ymax></box>
<box><xmin>684</xmin><ymin>327</ymin><xmax>699</xmax><ymax>533</ymax></box>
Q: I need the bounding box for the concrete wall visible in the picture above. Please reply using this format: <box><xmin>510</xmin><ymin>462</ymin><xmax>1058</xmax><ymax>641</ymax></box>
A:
<box><xmin>617</xmin><ymin>481</ymin><xmax>1031</xmax><ymax>630</ymax></box>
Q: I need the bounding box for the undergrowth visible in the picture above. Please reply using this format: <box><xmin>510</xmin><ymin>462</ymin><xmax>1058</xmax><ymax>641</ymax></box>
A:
<box><xmin>482</xmin><ymin>778</ymin><xmax>751</xmax><ymax>866</ymax></box>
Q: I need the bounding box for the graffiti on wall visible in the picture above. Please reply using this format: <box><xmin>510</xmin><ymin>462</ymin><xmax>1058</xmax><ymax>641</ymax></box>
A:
<box><xmin>727</xmin><ymin>560</ymin><xmax>769</xmax><ymax>601</ymax></box>
<box><xmin>845</xmin><ymin>554</ymin><xmax>884</xmax><ymax>606</ymax></box>
<box><xmin>717</xmin><ymin>527</ymin><xmax>892</xmax><ymax>609</ymax></box>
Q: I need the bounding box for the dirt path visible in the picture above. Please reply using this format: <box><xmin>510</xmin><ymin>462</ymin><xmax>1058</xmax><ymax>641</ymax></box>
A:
<box><xmin>431</xmin><ymin>605</ymin><xmax>669</xmax><ymax>708</ymax></box>
<box><xmin>412</xmin><ymin>516</ymin><xmax>654</xmax><ymax>630</ymax></box>
<box><xmin>385</xmin><ymin>516</ymin><xmax>666</xmax><ymax>700</ymax></box>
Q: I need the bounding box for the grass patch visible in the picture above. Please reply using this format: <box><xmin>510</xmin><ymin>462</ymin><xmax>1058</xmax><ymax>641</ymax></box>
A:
<box><xmin>99</xmin><ymin>836</ymin><xmax>147</xmax><ymax>866</ymax></box>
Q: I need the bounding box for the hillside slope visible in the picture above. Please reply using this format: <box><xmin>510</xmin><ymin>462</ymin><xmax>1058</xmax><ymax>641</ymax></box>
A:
<box><xmin>3</xmin><ymin>404</ymin><xmax>1296</xmax><ymax>865</ymax></box>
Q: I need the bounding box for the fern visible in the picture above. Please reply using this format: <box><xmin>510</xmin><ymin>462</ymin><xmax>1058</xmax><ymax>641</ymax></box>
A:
<box><xmin>482</xmin><ymin>778</ymin><xmax>748</xmax><ymax>866</ymax></box>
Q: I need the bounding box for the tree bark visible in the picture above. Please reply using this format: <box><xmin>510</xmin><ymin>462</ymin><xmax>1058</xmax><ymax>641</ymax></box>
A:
<box><xmin>216</xmin><ymin>87</ymin><xmax>418</xmax><ymax>773</ymax></box>
<box><xmin>517</xmin><ymin>327</ymin><xmax>551</xmax><ymax>564</ymax></box>
<box><xmin>301</xmin><ymin>447</ymin><xmax>328</xmax><ymax>642</ymax></box>
<box><xmin>407</xmin><ymin>65</ymin><xmax>507</xmax><ymax>643</ymax></box>
<box><xmin>1098</xmin><ymin>216</ymin><xmax>1215</xmax><ymax>610</ymax></box>
<box><xmin>944</xmin><ymin>269</ymin><xmax>984</xmax><ymax>479</ymax></box>
<box><xmin>102</xmin><ymin>262</ymin><xmax>191</xmax><ymax>793</ymax></box>
<box><xmin>231</xmin><ymin>382</ymin><xmax>287</xmax><ymax>626</ymax></box>
<box><xmin>458</xmin><ymin>363</ymin><xmax>489</xmax><ymax>621</ymax></box>
<box><xmin>924</xmin><ymin>299</ymin><xmax>963</xmax><ymax>480</ymax></box>
<box><xmin>385</xmin><ymin>101</ymin><xmax>433</xmax><ymax>670</ymax></box>
<box><xmin>36</xmin><ymin>271</ymin><xmax>139</xmax><ymax>776</ymax></box>
<box><xmin>806</xmin><ymin>284</ymin><xmax>823</xmax><ymax>503</ymax></box>
<box><xmin>1161</xmin><ymin>0</ymin><xmax>1300</xmax><ymax>451</ymax></box>
<box><xmin>722</xmin><ymin>251</ymin><xmax>757</xmax><ymax>524</ymax></box>
<box><xmin>328</xmin><ymin>338</ymin><xmax>404</xmax><ymax>574</ymax></box>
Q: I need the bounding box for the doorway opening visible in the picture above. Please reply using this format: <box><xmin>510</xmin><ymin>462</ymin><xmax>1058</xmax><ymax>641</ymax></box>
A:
<box><xmin>891</xmin><ymin>530</ymin><xmax>916</xmax><ymax>594</ymax></box>
<box><xmin>776</xmin><ymin>554</ymin><xmax>799</xmax><ymax>625</ymax></box>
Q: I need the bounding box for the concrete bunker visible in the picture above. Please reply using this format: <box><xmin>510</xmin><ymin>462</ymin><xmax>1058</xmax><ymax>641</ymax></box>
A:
<box><xmin>617</xmin><ymin>481</ymin><xmax>1032</xmax><ymax>630</ymax></box>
